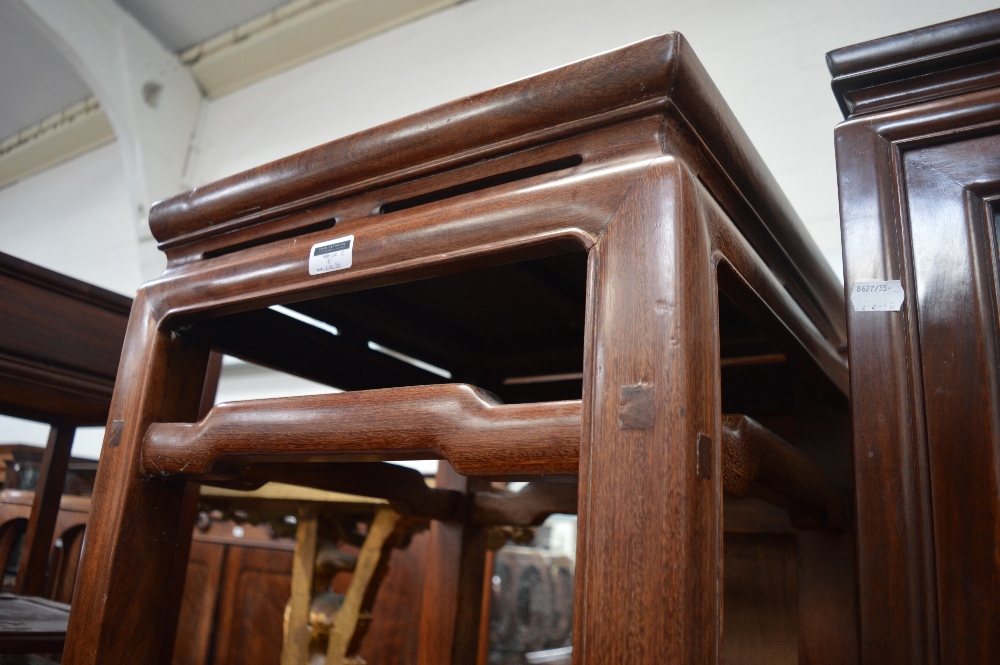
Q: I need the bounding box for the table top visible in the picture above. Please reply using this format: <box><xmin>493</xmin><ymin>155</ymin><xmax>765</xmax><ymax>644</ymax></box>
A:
<box><xmin>147</xmin><ymin>34</ymin><xmax>844</xmax><ymax>345</ymax></box>
<box><xmin>138</xmin><ymin>33</ymin><xmax>847</xmax><ymax>405</ymax></box>
<box><xmin>0</xmin><ymin>252</ymin><xmax>131</xmax><ymax>426</ymax></box>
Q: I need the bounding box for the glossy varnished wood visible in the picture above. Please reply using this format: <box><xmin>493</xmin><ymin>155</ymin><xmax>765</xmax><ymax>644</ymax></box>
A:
<box><xmin>67</xmin><ymin>33</ymin><xmax>852</xmax><ymax>665</ymax></box>
<box><xmin>0</xmin><ymin>254</ymin><xmax>129</xmax><ymax>643</ymax></box>
<box><xmin>831</xmin><ymin>10</ymin><xmax>1000</xmax><ymax>663</ymax></box>
<box><xmin>144</xmin><ymin>385</ymin><xmax>581</xmax><ymax>477</ymax></box>
<box><xmin>0</xmin><ymin>253</ymin><xmax>129</xmax><ymax>426</ymax></box>
<box><xmin>144</xmin><ymin>389</ymin><xmax>839</xmax><ymax>529</ymax></box>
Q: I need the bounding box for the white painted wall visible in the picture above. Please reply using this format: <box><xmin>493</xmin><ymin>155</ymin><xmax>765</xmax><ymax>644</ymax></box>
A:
<box><xmin>0</xmin><ymin>141</ymin><xmax>140</xmax><ymax>294</ymax></box>
<box><xmin>1</xmin><ymin>0</ymin><xmax>997</xmax><ymax>458</ymax></box>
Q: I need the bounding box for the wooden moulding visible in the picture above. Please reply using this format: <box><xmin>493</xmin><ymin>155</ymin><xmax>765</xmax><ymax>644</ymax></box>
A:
<box><xmin>146</xmin><ymin>33</ymin><xmax>844</xmax><ymax>348</ymax></box>
<box><xmin>828</xmin><ymin>8</ymin><xmax>1000</xmax><ymax>118</ymax></box>
<box><xmin>142</xmin><ymin>384</ymin><xmax>841</xmax><ymax>530</ymax></box>
<box><xmin>831</xmin><ymin>13</ymin><xmax>1000</xmax><ymax>660</ymax></box>
<box><xmin>721</xmin><ymin>415</ymin><xmax>845</xmax><ymax>532</ymax></box>
<box><xmin>0</xmin><ymin>252</ymin><xmax>131</xmax><ymax>425</ymax></box>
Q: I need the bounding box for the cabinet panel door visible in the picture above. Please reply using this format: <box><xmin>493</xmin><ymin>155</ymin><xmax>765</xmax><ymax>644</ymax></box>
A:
<box><xmin>213</xmin><ymin>545</ymin><xmax>294</xmax><ymax>665</ymax></box>
<box><xmin>174</xmin><ymin>539</ymin><xmax>226</xmax><ymax>665</ymax></box>
<box><xmin>903</xmin><ymin>133</ymin><xmax>1000</xmax><ymax>659</ymax></box>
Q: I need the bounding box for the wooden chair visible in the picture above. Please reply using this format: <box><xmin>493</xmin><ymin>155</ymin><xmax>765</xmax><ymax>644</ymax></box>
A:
<box><xmin>65</xmin><ymin>34</ymin><xmax>857</xmax><ymax>664</ymax></box>
<box><xmin>0</xmin><ymin>490</ymin><xmax>90</xmax><ymax>603</ymax></box>
<box><xmin>830</xmin><ymin>9</ymin><xmax>1000</xmax><ymax>663</ymax></box>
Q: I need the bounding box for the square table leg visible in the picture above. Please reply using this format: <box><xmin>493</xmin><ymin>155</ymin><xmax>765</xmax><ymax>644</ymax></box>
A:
<box><xmin>575</xmin><ymin>158</ymin><xmax>721</xmax><ymax>664</ymax></box>
<box><xmin>63</xmin><ymin>293</ymin><xmax>213</xmax><ymax>665</ymax></box>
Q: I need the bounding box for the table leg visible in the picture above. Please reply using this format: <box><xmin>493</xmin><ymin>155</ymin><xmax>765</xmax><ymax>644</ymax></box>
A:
<box><xmin>575</xmin><ymin>158</ymin><xmax>722</xmax><ymax>664</ymax></box>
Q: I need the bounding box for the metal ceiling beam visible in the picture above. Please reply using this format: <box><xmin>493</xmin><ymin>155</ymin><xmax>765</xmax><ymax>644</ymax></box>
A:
<box><xmin>12</xmin><ymin>0</ymin><xmax>203</xmax><ymax>280</ymax></box>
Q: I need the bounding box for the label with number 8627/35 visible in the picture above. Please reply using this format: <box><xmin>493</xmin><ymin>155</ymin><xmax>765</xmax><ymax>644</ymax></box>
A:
<box><xmin>850</xmin><ymin>279</ymin><xmax>904</xmax><ymax>312</ymax></box>
<box><xmin>308</xmin><ymin>235</ymin><xmax>354</xmax><ymax>275</ymax></box>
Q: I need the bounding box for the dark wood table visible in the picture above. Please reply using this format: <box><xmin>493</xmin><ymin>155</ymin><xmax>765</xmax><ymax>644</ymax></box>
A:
<box><xmin>830</xmin><ymin>8</ymin><xmax>1000</xmax><ymax>664</ymax></box>
<box><xmin>66</xmin><ymin>33</ymin><xmax>856</xmax><ymax>665</ymax></box>
<box><xmin>0</xmin><ymin>254</ymin><xmax>129</xmax><ymax>619</ymax></box>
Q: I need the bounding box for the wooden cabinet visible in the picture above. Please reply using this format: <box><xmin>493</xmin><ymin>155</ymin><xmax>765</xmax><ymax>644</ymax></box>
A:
<box><xmin>211</xmin><ymin>544</ymin><xmax>294</xmax><ymax>665</ymax></box>
<box><xmin>173</xmin><ymin>539</ymin><xmax>227</xmax><ymax>665</ymax></box>
<box><xmin>174</xmin><ymin>520</ymin><xmax>428</xmax><ymax>665</ymax></box>
<box><xmin>829</xmin><ymin>9</ymin><xmax>1000</xmax><ymax>664</ymax></box>
<box><xmin>173</xmin><ymin>525</ymin><xmax>294</xmax><ymax>665</ymax></box>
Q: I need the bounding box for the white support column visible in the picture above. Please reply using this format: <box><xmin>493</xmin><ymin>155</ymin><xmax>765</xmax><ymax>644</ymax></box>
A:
<box><xmin>13</xmin><ymin>0</ymin><xmax>202</xmax><ymax>280</ymax></box>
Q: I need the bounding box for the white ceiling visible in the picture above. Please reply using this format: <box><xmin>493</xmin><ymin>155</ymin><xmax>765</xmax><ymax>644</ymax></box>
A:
<box><xmin>115</xmin><ymin>0</ymin><xmax>289</xmax><ymax>52</ymax></box>
<box><xmin>0</xmin><ymin>0</ymin><xmax>291</xmax><ymax>140</ymax></box>
<box><xmin>0</xmin><ymin>3</ymin><xmax>91</xmax><ymax>139</ymax></box>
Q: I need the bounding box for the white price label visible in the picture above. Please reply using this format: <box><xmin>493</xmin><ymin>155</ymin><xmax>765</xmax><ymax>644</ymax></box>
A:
<box><xmin>851</xmin><ymin>280</ymin><xmax>904</xmax><ymax>312</ymax></box>
<box><xmin>308</xmin><ymin>235</ymin><xmax>353</xmax><ymax>275</ymax></box>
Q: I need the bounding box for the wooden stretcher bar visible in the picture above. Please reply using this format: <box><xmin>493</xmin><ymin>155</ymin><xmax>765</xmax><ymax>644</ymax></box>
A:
<box><xmin>143</xmin><ymin>385</ymin><xmax>842</xmax><ymax>529</ymax></box>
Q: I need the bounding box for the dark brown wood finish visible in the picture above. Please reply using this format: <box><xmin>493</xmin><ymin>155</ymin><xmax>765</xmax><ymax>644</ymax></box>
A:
<box><xmin>67</xmin><ymin>33</ymin><xmax>852</xmax><ymax>665</ymax></box>
<box><xmin>830</xmin><ymin>10</ymin><xmax>1000</xmax><ymax>664</ymax></box>
<box><xmin>0</xmin><ymin>253</ymin><xmax>130</xmax><ymax>426</ymax></box>
<box><xmin>417</xmin><ymin>463</ymin><xmax>490</xmax><ymax>665</ymax></box>
<box><xmin>14</xmin><ymin>426</ymin><xmax>75</xmax><ymax>596</ymax></box>
<box><xmin>0</xmin><ymin>253</ymin><xmax>131</xmax><ymax>650</ymax></box>
<box><xmin>144</xmin><ymin>395</ymin><xmax>841</xmax><ymax>531</ymax></box>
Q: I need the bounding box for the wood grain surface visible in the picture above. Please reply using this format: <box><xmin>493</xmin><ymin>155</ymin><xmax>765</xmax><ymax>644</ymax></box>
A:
<box><xmin>832</xmin><ymin>11</ymin><xmax>1000</xmax><ymax>663</ymax></box>
<box><xmin>66</xmin><ymin>33</ymin><xmax>853</xmax><ymax>665</ymax></box>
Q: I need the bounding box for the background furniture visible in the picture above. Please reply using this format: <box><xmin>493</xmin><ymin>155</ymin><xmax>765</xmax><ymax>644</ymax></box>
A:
<box><xmin>830</xmin><ymin>9</ymin><xmax>1000</xmax><ymax>663</ymax></box>
<box><xmin>0</xmin><ymin>253</ymin><xmax>129</xmax><ymax>598</ymax></box>
<box><xmin>0</xmin><ymin>595</ymin><xmax>70</xmax><ymax>656</ymax></box>
<box><xmin>189</xmin><ymin>483</ymin><xmax>424</xmax><ymax>665</ymax></box>
<box><xmin>0</xmin><ymin>490</ymin><xmax>89</xmax><ymax>604</ymax></box>
<box><xmin>0</xmin><ymin>445</ymin><xmax>97</xmax><ymax>498</ymax></box>
<box><xmin>67</xmin><ymin>34</ymin><xmax>856</xmax><ymax>665</ymax></box>
<box><xmin>0</xmin><ymin>253</ymin><xmax>129</xmax><ymax>654</ymax></box>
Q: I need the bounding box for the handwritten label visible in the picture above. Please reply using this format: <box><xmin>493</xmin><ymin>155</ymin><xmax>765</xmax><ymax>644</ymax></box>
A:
<box><xmin>308</xmin><ymin>235</ymin><xmax>353</xmax><ymax>275</ymax></box>
<box><xmin>851</xmin><ymin>280</ymin><xmax>904</xmax><ymax>312</ymax></box>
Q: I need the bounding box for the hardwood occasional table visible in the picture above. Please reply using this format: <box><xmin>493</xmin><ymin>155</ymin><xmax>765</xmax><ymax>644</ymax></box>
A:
<box><xmin>829</xmin><ymin>9</ymin><xmax>1000</xmax><ymax>664</ymax></box>
<box><xmin>66</xmin><ymin>34</ymin><xmax>857</xmax><ymax>665</ymax></box>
